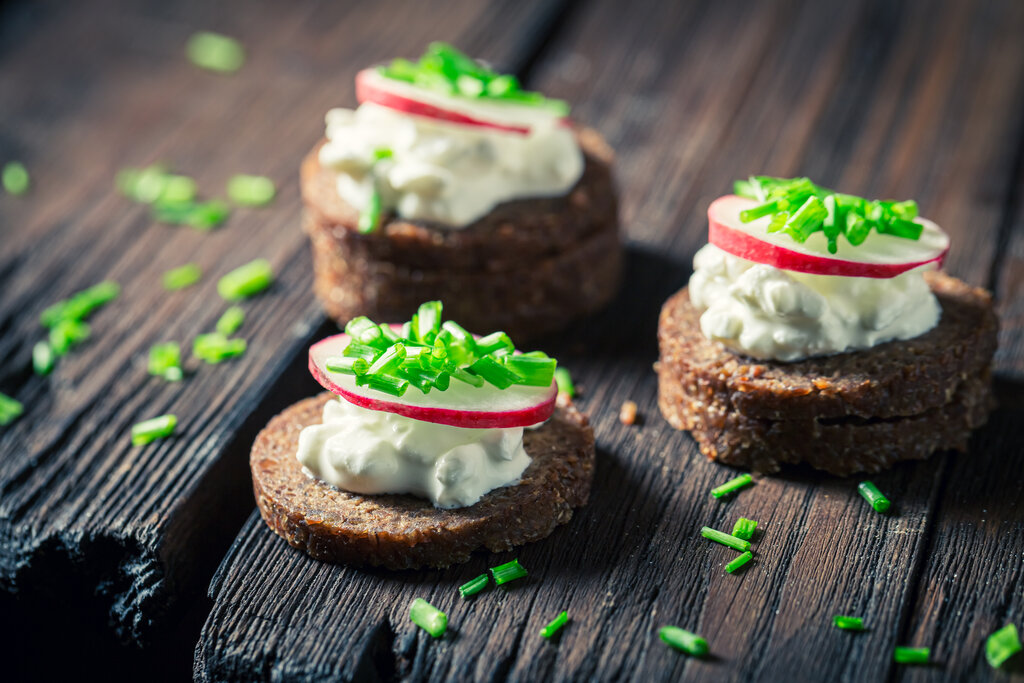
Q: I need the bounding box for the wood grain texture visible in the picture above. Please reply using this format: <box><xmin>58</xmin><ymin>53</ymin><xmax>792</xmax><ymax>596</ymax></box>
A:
<box><xmin>0</xmin><ymin>0</ymin><xmax>564</xmax><ymax>678</ymax></box>
<box><xmin>196</xmin><ymin>0</ymin><xmax>1024</xmax><ymax>682</ymax></box>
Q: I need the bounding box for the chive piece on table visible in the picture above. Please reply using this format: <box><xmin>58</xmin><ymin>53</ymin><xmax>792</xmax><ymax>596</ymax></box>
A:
<box><xmin>0</xmin><ymin>392</ymin><xmax>24</xmax><ymax>426</ymax></box>
<box><xmin>131</xmin><ymin>414</ymin><xmax>177</xmax><ymax>446</ymax></box>
<box><xmin>148</xmin><ymin>342</ymin><xmax>183</xmax><ymax>381</ymax></box>
<box><xmin>986</xmin><ymin>623</ymin><xmax>1021</xmax><ymax>669</ymax></box>
<box><xmin>701</xmin><ymin>526</ymin><xmax>751</xmax><ymax>553</ymax></box>
<box><xmin>217</xmin><ymin>258</ymin><xmax>273</xmax><ymax>300</ymax></box>
<box><xmin>458</xmin><ymin>574</ymin><xmax>489</xmax><ymax>598</ymax></box>
<box><xmin>540</xmin><ymin>611</ymin><xmax>569</xmax><ymax>639</ymax></box>
<box><xmin>893</xmin><ymin>646</ymin><xmax>930</xmax><ymax>665</ymax></box>
<box><xmin>160</xmin><ymin>175</ymin><xmax>197</xmax><ymax>204</ymax></box>
<box><xmin>227</xmin><ymin>174</ymin><xmax>275</xmax><ymax>207</ymax></box>
<box><xmin>833</xmin><ymin>615</ymin><xmax>866</xmax><ymax>631</ymax></box>
<box><xmin>554</xmin><ymin>367</ymin><xmax>575</xmax><ymax>397</ymax></box>
<box><xmin>186</xmin><ymin>31</ymin><xmax>245</xmax><ymax>74</ymax></box>
<box><xmin>193</xmin><ymin>333</ymin><xmax>246</xmax><ymax>364</ymax></box>
<box><xmin>409</xmin><ymin>598</ymin><xmax>447</xmax><ymax>638</ymax></box>
<box><xmin>731</xmin><ymin>517</ymin><xmax>758</xmax><ymax>541</ymax></box>
<box><xmin>490</xmin><ymin>558</ymin><xmax>528</xmax><ymax>586</ymax></box>
<box><xmin>33</xmin><ymin>341</ymin><xmax>55</xmax><ymax>376</ymax></box>
<box><xmin>3</xmin><ymin>161</ymin><xmax>30</xmax><ymax>195</ymax></box>
<box><xmin>358</xmin><ymin>187</ymin><xmax>382</xmax><ymax>234</ymax></box>
<box><xmin>857</xmin><ymin>481</ymin><xmax>891</xmax><ymax>513</ymax></box>
<box><xmin>163</xmin><ymin>263</ymin><xmax>202</xmax><ymax>291</ymax></box>
<box><xmin>659</xmin><ymin>626</ymin><xmax>709</xmax><ymax>657</ymax></box>
<box><xmin>49</xmin><ymin>319</ymin><xmax>90</xmax><ymax>356</ymax></box>
<box><xmin>216</xmin><ymin>306</ymin><xmax>245</xmax><ymax>336</ymax></box>
<box><xmin>40</xmin><ymin>280</ymin><xmax>120</xmax><ymax>327</ymax></box>
<box><xmin>725</xmin><ymin>551</ymin><xmax>754</xmax><ymax>574</ymax></box>
<box><xmin>711</xmin><ymin>473</ymin><xmax>754</xmax><ymax>499</ymax></box>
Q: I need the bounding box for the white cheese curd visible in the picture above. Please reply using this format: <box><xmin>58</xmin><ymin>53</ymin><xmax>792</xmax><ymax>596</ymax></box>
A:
<box><xmin>296</xmin><ymin>397</ymin><xmax>531</xmax><ymax>509</ymax></box>
<box><xmin>318</xmin><ymin>102</ymin><xmax>583</xmax><ymax>227</ymax></box>
<box><xmin>688</xmin><ymin>244</ymin><xmax>941</xmax><ymax>361</ymax></box>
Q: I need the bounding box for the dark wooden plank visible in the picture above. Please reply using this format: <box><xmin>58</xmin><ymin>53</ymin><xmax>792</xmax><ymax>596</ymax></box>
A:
<box><xmin>196</xmin><ymin>0</ymin><xmax>1024</xmax><ymax>680</ymax></box>
<box><xmin>0</xmin><ymin>0</ymin><xmax>562</xmax><ymax>677</ymax></box>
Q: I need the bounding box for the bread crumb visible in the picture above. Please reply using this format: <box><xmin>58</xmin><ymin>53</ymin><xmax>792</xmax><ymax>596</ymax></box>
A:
<box><xmin>619</xmin><ymin>400</ymin><xmax>638</xmax><ymax>426</ymax></box>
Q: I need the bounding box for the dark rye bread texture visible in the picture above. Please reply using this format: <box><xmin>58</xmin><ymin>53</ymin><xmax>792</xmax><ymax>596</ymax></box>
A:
<box><xmin>301</xmin><ymin>128</ymin><xmax>621</xmax><ymax>341</ymax></box>
<box><xmin>656</xmin><ymin>270</ymin><xmax>997</xmax><ymax>475</ymax></box>
<box><xmin>251</xmin><ymin>393</ymin><xmax>595</xmax><ymax>569</ymax></box>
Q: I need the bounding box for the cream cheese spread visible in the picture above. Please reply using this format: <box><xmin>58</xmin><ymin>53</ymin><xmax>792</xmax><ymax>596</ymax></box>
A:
<box><xmin>688</xmin><ymin>244</ymin><xmax>941</xmax><ymax>361</ymax></box>
<box><xmin>296</xmin><ymin>397</ymin><xmax>530</xmax><ymax>509</ymax></box>
<box><xmin>318</xmin><ymin>102</ymin><xmax>583</xmax><ymax>227</ymax></box>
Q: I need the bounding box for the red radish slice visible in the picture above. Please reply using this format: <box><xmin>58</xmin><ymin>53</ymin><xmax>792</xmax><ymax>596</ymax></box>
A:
<box><xmin>356</xmin><ymin>69</ymin><xmax>567</xmax><ymax>136</ymax></box>
<box><xmin>708</xmin><ymin>195</ymin><xmax>949</xmax><ymax>278</ymax></box>
<box><xmin>309</xmin><ymin>333</ymin><xmax>557</xmax><ymax>429</ymax></box>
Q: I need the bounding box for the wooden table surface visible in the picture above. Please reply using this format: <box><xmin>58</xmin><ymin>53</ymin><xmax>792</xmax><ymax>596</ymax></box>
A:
<box><xmin>2</xmin><ymin>0</ymin><xmax>1023</xmax><ymax>681</ymax></box>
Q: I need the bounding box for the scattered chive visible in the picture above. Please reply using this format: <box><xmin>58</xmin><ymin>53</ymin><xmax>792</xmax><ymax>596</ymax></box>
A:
<box><xmin>458</xmin><ymin>574</ymin><xmax>489</xmax><ymax>598</ymax></box>
<box><xmin>3</xmin><ymin>161</ymin><xmax>30</xmax><ymax>195</ymax></box>
<box><xmin>731</xmin><ymin>517</ymin><xmax>758</xmax><ymax>541</ymax></box>
<box><xmin>131</xmin><ymin>414</ymin><xmax>177</xmax><ymax>446</ymax></box>
<box><xmin>540</xmin><ymin>611</ymin><xmax>569</xmax><ymax>639</ymax></box>
<box><xmin>986</xmin><ymin>624</ymin><xmax>1021</xmax><ymax>669</ymax></box>
<box><xmin>227</xmin><ymin>174</ymin><xmax>275</xmax><ymax>207</ymax></box>
<box><xmin>32</xmin><ymin>341</ymin><xmax>55</xmax><ymax>376</ymax></box>
<box><xmin>409</xmin><ymin>598</ymin><xmax>447</xmax><ymax>638</ymax></box>
<box><xmin>893</xmin><ymin>646</ymin><xmax>930</xmax><ymax>665</ymax></box>
<box><xmin>659</xmin><ymin>626</ymin><xmax>709</xmax><ymax>657</ymax></box>
<box><xmin>711</xmin><ymin>473</ymin><xmax>754</xmax><ymax>499</ymax></box>
<box><xmin>49</xmin><ymin>319</ymin><xmax>90</xmax><ymax>355</ymax></box>
<box><xmin>186</xmin><ymin>31</ymin><xmax>245</xmax><ymax>74</ymax></box>
<box><xmin>700</xmin><ymin>526</ymin><xmax>751</xmax><ymax>553</ymax></box>
<box><xmin>0</xmin><ymin>392</ymin><xmax>24</xmax><ymax>426</ymax></box>
<box><xmin>554</xmin><ymin>367</ymin><xmax>575</xmax><ymax>397</ymax></box>
<box><xmin>217</xmin><ymin>258</ymin><xmax>273</xmax><ymax>300</ymax></box>
<box><xmin>148</xmin><ymin>342</ymin><xmax>183</xmax><ymax>382</ymax></box>
<box><xmin>40</xmin><ymin>281</ymin><xmax>120</xmax><ymax>327</ymax></box>
<box><xmin>358</xmin><ymin>187</ymin><xmax>382</xmax><ymax>234</ymax></box>
<box><xmin>833</xmin><ymin>615</ymin><xmax>866</xmax><ymax>631</ymax></box>
<box><xmin>193</xmin><ymin>333</ymin><xmax>246</xmax><ymax>364</ymax></box>
<box><xmin>490</xmin><ymin>558</ymin><xmax>528</xmax><ymax>586</ymax></box>
<box><xmin>163</xmin><ymin>263</ymin><xmax>202</xmax><ymax>291</ymax></box>
<box><xmin>725</xmin><ymin>551</ymin><xmax>753</xmax><ymax>574</ymax></box>
<box><xmin>159</xmin><ymin>175</ymin><xmax>197</xmax><ymax>203</ymax></box>
<box><xmin>857</xmin><ymin>481</ymin><xmax>891</xmax><ymax>513</ymax></box>
<box><xmin>216</xmin><ymin>306</ymin><xmax>245</xmax><ymax>336</ymax></box>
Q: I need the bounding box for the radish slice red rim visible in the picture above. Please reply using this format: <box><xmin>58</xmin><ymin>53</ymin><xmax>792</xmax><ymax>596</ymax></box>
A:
<box><xmin>309</xmin><ymin>333</ymin><xmax>557</xmax><ymax>429</ymax></box>
<box><xmin>356</xmin><ymin>69</ymin><xmax>569</xmax><ymax>136</ymax></box>
<box><xmin>708</xmin><ymin>195</ymin><xmax>949</xmax><ymax>278</ymax></box>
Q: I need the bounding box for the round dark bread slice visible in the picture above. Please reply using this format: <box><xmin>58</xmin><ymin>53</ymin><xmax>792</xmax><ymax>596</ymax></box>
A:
<box><xmin>251</xmin><ymin>393</ymin><xmax>595</xmax><ymax>569</ymax></box>
<box><xmin>657</xmin><ymin>270</ymin><xmax>997</xmax><ymax>474</ymax></box>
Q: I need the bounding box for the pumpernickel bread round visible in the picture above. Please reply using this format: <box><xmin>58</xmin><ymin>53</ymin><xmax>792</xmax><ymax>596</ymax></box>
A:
<box><xmin>657</xmin><ymin>270</ymin><xmax>997</xmax><ymax>474</ymax></box>
<box><xmin>252</xmin><ymin>393</ymin><xmax>596</xmax><ymax>569</ymax></box>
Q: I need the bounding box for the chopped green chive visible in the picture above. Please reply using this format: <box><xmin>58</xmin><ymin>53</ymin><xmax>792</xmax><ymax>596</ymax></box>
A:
<box><xmin>216</xmin><ymin>306</ymin><xmax>245</xmax><ymax>336</ymax></box>
<box><xmin>186</xmin><ymin>31</ymin><xmax>245</xmax><ymax>74</ymax></box>
<box><xmin>490</xmin><ymin>558</ymin><xmax>528</xmax><ymax>586</ymax></box>
<box><xmin>502</xmin><ymin>355</ymin><xmax>557</xmax><ymax>387</ymax></box>
<box><xmin>227</xmin><ymin>174</ymin><xmax>275</xmax><ymax>207</ymax></box>
<box><xmin>193</xmin><ymin>333</ymin><xmax>246</xmax><ymax>364</ymax></box>
<box><xmin>469</xmin><ymin>355</ymin><xmax>521</xmax><ymax>389</ymax></box>
<box><xmin>159</xmin><ymin>175</ymin><xmax>198</xmax><ymax>203</ymax></box>
<box><xmin>409</xmin><ymin>598</ymin><xmax>447</xmax><ymax>638</ymax></box>
<box><xmin>163</xmin><ymin>263</ymin><xmax>202</xmax><ymax>291</ymax></box>
<box><xmin>857</xmin><ymin>481</ymin><xmax>891</xmax><ymax>513</ymax></box>
<box><xmin>40</xmin><ymin>281</ymin><xmax>120</xmax><ymax>327</ymax></box>
<box><xmin>148</xmin><ymin>342</ymin><xmax>183</xmax><ymax>381</ymax></box>
<box><xmin>49</xmin><ymin>319</ymin><xmax>90</xmax><ymax>355</ymax></box>
<box><xmin>893</xmin><ymin>646</ymin><xmax>930</xmax><ymax>665</ymax></box>
<box><xmin>32</xmin><ymin>341</ymin><xmax>55</xmax><ymax>376</ymax></box>
<box><xmin>540</xmin><ymin>611</ymin><xmax>569</xmax><ymax>639</ymax></box>
<box><xmin>131</xmin><ymin>414</ymin><xmax>177</xmax><ymax>446</ymax></box>
<box><xmin>3</xmin><ymin>161</ymin><xmax>30</xmax><ymax>195</ymax></box>
<box><xmin>711</xmin><ymin>473</ymin><xmax>754</xmax><ymax>499</ymax></box>
<box><xmin>217</xmin><ymin>258</ymin><xmax>273</xmax><ymax>300</ymax></box>
<box><xmin>154</xmin><ymin>198</ymin><xmax>231</xmax><ymax>230</ymax></box>
<box><xmin>986</xmin><ymin>624</ymin><xmax>1021</xmax><ymax>669</ymax></box>
<box><xmin>325</xmin><ymin>356</ymin><xmax>369</xmax><ymax>375</ymax></box>
<box><xmin>731</xmin><ymin>517</ymin><xmax>758</xmax><ymax>541</ymax></box>
<box><xmin>833</xmin><ymin>615</ymin><xmax>866</xmax><ymax>631</ymax></box>
<box><xmin>358</xmin><ymin>187</ymin><xmax>382</xmax><ymax>234</ymax></box>
<box><xmin>659</xmin><ymin>626</ymin><xmax>709</xmax><ymax>657</ymax></box>
<box><xmin>700</xmin><ymin>526</ymin><xmax>751</xmax><ymax>552</ymax></box>
<box><xmin>475</xmin><ymin>331</ymin><xmax>514</xmax><ymax>355</ymax></box>
<box><xmin>554</xmin><ymin>367</ymin><xmax>575</xmax><ymax>397</ymax></box>
<box><xmin>725</xmin><ymin>551</ymin><xmax>753</xmax><ymax>574</ymax></box>
<box><xmin>458</xmin><ymin>574</ymin><xmax>489</xmax><ymax>598</ymax></box>
<box><xmin>0</xmin><ymin>392</ymin><xmax>24</xmax><ymax>426</ymax></box>
<box><xmin>355</xmin><ymin>373</ymin><xmax>409</xmax><ymax>397</ymax></box>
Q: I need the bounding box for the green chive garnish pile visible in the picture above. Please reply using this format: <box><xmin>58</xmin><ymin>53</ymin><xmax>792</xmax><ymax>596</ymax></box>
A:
<box><xmin>186</xmin><ymin>31</ymin><xmax>245</xmax><ymax>74</ymax></box>
<box><xmin>226</xmin><ymin>174</ymin><xmax>275</xmax><ymax>207</ymax></box>
<box><xmin>409</xmin><ymin>598</ymin><xmax>447</xmax><ymax>638</ymax></box>
<box><xmin>3</xmin><ymin>161</ymin><xmax>30</xmax><ymax>195</ymax></box>
<box><xmin>711</xmin><ymin>473</ymin><xmax>754</xmax><ymax>499</ymax></box>
<box><xmin>833</xmin><ymin>615</ymin><xmax>866</xmax><ymax>631</ymax></box>
<box><xmin>540</xmin><ymin>611</ymin><xmax>569</xmax><ymax>639</ymax></box>
<box><xmin>490</xmin><ymin>558</ymin><xmax>528</xmax><ymax>586</ymax></box>
<box><xmin>0</xmin><ymin>392</ymin><xmax>24</xmax><ymax>426</ymax></box>
<box><xmin>163</xmin><ymin>263</ymin><xmax>203</xmax><ymax>291</ymax></box>
<box><xmin>148</xmin><ymin>342</ymin><xmax>184</xmax><ymax>382</ymax></box>
<box><xmin>131</xmin><ymin>414</ymin><xmax>177</xmax><ymax>446</ymax></box>
<box><xmin>734</xmin><ymin>176</ymin><xmax>923</xmax><ymax>254</ymax></box>
<box><xmin>458</xmin><ymin>574</ymin><xmax>489</xmax><ymax>599</ymax></box>
<box><xmin>893</xmin><ymin>646</ymin><xmax>930</xmax><ymax>665</ymax></box>
<box><xmin>659</xmin><ymin>626</ymin><xmax>709</xmax><ymax>657</ymax></box>
<box><xmin>700</xmin><ymin>526</ymin><xmax>751</xmax><ymax>553</ymax></box>
<box><xmin>731</xmin><ymin>517</ymin><xmax>758</xmax><ymax>541</ymax></box>
<box><xmin>379</xmin><ymin>42</ymin><xmax>569</xmax><ymax>116</ymax></box>
<box><xmin>986</xmin><ymin>624</ymin><xmax>1021</xmax><ymax>669</ymax></box>
<box><xmin>34</xmin><ymin>281</ymin><xmax>119</xmax><ymax>375</ymax></box>
<box><xmin>857</xmin><ymin>481</ymin><xmax>891</xmax><ymax>513</ymax></box>
<box><xmin>331</xmin><ymin>301</ymin><xmax>557</xmax><ymax>398</ymax></box>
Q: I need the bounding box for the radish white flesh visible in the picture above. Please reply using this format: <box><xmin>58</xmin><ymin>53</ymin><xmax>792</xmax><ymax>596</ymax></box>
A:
<box><xmin>708</xmin><ymin>195</ymin><xmax>949</xmax><ymax>278</ymax></box>
<box><xmin>356</xmin><ymin>69</ymin><xmax>568</xmax><ymax>136</ymax></box>
<box><xmin>309</xmin><ymin>333</ymin><xmax>557</xmax><ymax>429</ymax></box>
